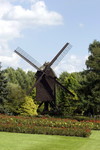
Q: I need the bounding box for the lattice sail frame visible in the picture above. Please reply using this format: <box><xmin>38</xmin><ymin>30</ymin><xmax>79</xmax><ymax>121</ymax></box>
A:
<box><xmin>15</xmin><ymin>47</ymin><xmax>41</xmax><ymax>70</ymax></box>
<box><xmin>51</xmin><ymin>43</ymin><xmax>72</xmax><ymax>68</ymax></box>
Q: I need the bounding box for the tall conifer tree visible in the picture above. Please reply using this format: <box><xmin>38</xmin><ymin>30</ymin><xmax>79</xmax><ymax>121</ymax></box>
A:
<box><xmin>0</xmin><ymin>62</ymin><xmax>8</xmax><ymax>113</ymax></box>
<box><xmin>85</xmin><ymin>40</ymin><xmax>100</xmax><ymax>115</ymax></box>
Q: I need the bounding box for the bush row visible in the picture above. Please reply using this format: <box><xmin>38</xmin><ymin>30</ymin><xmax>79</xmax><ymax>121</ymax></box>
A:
<box><xmin>85</xmin><ymin>120</ymin><xmax>100</xmax><ymax>130</ymax></box>
<box><xmin>0</xmin><ymin>114</ymin><xmax>92</xmax><ymax>129</ymax></box>
<box><xmin>71</xmin><ymin>115</ymin><xmax>100</xmax><ymax>121</ymax></box>
<box><xmin>0</xmin><ymin>114</ymin><xmax>100</xmax><ymax>137</ymax></box>
<box><xmin>0</xmin><ymin>123</ymin><xmax>91</xmax><ymax>137</ymax></box>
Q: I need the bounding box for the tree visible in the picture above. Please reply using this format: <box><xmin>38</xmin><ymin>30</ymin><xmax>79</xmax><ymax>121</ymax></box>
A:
<box><xmin>6</xmin><ymin>83</ymin><xmax>38</xmax><ymax>116</ymax></box>
<box><xmin>19</xmin><ymin>96</ymin><xmax>38</xmax><ymax>116</ymax></box>
<box><xmin>86</xmin><ymin>40</ymin><xmax>100</xmax><ymax>72</ymax></box>
<box><xmin>4</xmin><ymin>68</ymin><xmax>35</xmax><ymax>93</ymax></box>
<box><xmin>4</xmin><ymin>67</ymin><xmax>18</xmax><ymax>84</ymax></box>
<box><xmin>6</xmin><ymin>83</ymin><xmax>26</xmax><ymax>115</ymax></box>
<box><xmin>74</xmin><ymin>71</ymin><xmax>89</xmax><ymax>115</ymax></box>
<box><xmin>0</xmin><ymin>62</ymin><xmax>8</xmax><ymax>113</ymax></box>
<box><xmin>85</xmin><ymin>40</ymin><xmax>100</xmax><ymax>115</ymax></box>
<box><xmin>58</xmin><ymin>72</ymin><xmax>79</xmax><ymax>116</ymax></box>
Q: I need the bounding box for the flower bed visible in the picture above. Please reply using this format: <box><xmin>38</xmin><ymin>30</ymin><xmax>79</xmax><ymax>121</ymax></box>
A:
<box><xmin>0</xmin><ymin>114</ymin><xmax>96</xmax><ymax>137</ymax></box>
<box><xmin>85</xmin><ymin>120</ymin><xmax>100</xmax><ymax>130</ymax></box>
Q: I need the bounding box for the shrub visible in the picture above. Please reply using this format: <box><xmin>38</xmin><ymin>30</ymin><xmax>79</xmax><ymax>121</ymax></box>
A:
<box><xmin>0</xmin><ymin>114</ymin><xmax>92</xmax><ymax>137</ymax></box>
<box><xmin>19</xmin><ymin>96</ymin><xmax>38</xmax><ymax>116</ymax></box>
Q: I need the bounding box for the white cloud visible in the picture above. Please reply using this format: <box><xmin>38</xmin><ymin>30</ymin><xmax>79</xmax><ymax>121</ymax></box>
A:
<box><xmin>0</xmin><ymin>1</ymin><xmax>63</xmax><ymax>41</ymax></box>
<box><xmin>0</xmin><ymin>53</ymin><xmax>20</xmax><ymax>68</ymax></box>
<box><xmin>0</xmin><ymin>0</ymin><xmax>63</xmax><ymax>69</ymax></box>
<box><xmin>0</xmin><ymin>20</ymin><xmax>21</xmax><ymax>40</ymax></box>
<box><xmin>1</xmin><ymin>1</ymin><xmax>63</xmax><ymax>26</ymax></box>
<box><xmin>53</xmin><ymin>54</ymin><xmax>87</xmax><ymax>76</ymax></box>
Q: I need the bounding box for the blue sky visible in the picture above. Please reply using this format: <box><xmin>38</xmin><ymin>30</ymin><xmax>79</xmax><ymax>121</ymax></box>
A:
<box><xmin>0</xmin><ymin>0</ymin><xmax>100</xmax><ymax>76</ymax></box>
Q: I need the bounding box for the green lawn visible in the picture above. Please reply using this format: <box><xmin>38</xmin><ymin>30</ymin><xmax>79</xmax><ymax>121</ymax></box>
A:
<box><xmin>0</xmin><ymin>131</ymin><xmax>100</xmax><ymax>150</ymax></box>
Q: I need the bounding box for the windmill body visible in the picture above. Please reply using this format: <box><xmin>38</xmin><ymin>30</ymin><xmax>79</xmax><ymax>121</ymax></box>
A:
<box><xmin>14</xmin><ymin>43</ymin><xmax>74</xmax><ymax>112</ymax></box>
<box><xmin>36</xmin><ymin>64</ymin><xmax>56</xmax><ymax>102</ymax></box>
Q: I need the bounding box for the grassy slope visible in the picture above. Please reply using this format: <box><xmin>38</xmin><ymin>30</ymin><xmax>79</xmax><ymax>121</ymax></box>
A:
<box><xmin>0</xmin><ymin>131</ymin><xmax>100</xmax><ymax>150</ymax></box>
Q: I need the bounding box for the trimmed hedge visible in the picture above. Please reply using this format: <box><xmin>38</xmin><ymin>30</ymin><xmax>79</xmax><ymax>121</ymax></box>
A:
<box><xmin>0</xmin><ymin>123</ymin><xmax>91</xmax><ymax>137</ymax></box>
<box><xmin>0</xmin><ymin>114</ymin><xmax>98</xmax><ymax>137</ymax></box>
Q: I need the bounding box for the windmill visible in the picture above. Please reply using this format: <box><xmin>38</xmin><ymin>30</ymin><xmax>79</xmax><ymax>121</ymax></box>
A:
<box><xmin>14</xmin><ymin>43</ymin><xmax>74</xmax><ymax>113</ymax></box>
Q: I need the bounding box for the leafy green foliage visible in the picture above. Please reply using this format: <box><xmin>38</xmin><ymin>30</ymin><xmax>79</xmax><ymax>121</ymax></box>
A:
<box><xmin>19</xmin><ymin>96</ymin><xmax>38</xmax><ymax>116</ymax></box>
<box><xmin>6</xmin><ymin>83</ymin><xmax>37</xmax><ymax>116</ymax></box>
<box><xmin>58</xmin><ymin>72</ymin><xmax>79</xmax><ymax>115</ymax></box>
<box><xmin>2</xmin><ymin>68</ymin><xmax>38</xmax><ymax>116</ymax></box>
<box><xmin>86</xmin><ymin>40</ymin><xmax>100</xmax><ymax>71</ymax></box>
<box><xmin>0</xmin><ymin>62</ymin><xmax>8</xmax><ymax>113</ymax></box>
<box><xmin>57</xmin><ymin>40</ymin><xmax>100</xmax><ymax>116</ymax></box>
<box><xmin>73</xmin><ymin>71</ymin><xmax>88</xmax><ymax>115</ymax></box>
<box><xmin>6</xmin><ymin>83</ymin><xmax>26</xmax><ymax>115</ymax></box>
<box><xmin>85</xmin><ymin>40</ymin><xmax>100</xmax><ymax>115</ymax></box>
<box><xmin>4</xmin><ymin>67</ymin><xmax>35</xmax><ymax>92</ymax></box>
<box><xmin>0</xmin><ymin>114</ymin><xmax>92</xmax><ymax>137</ymax></box>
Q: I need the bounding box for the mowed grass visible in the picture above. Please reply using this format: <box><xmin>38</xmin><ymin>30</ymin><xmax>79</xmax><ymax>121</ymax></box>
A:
<box><xmin>0</xmin><ymin>131</ymin><xmax>100</xmax><ymax>150</ymax></box>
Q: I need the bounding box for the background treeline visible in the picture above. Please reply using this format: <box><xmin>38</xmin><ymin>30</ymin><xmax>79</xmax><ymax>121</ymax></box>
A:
<box><xmin>0</xmin><ymin>66</ymin><xmax>37</xmax><ymax>116</ymax></box>
<box><xmin>0</xmin><ymin>40</ymin><xmax>100</xmax><ymax>117</ymax></box>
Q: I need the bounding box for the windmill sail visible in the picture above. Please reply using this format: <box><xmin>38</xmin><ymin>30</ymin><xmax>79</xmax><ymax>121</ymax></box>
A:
<box><xmin>51</xmin><ymin>43</ymin><xmax>72</xmax><ymax>68</ymax></box>
<box><xmin>15</xmin><ymin>47</ymin><xmax>41</xmax><ymax>70</ymax></box>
